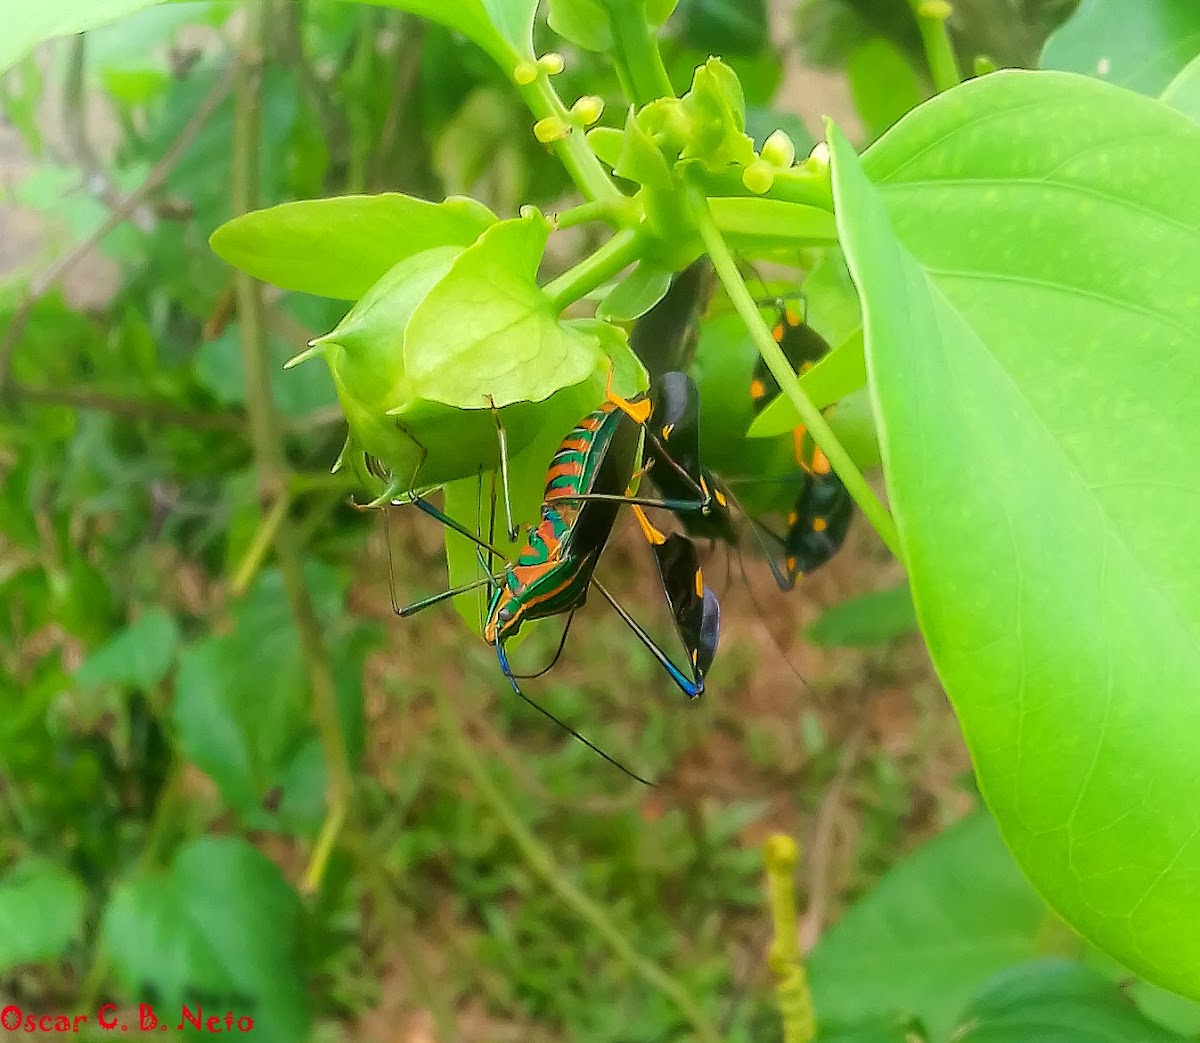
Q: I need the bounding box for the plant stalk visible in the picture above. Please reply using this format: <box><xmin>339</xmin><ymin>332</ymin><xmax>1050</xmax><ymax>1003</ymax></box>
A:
<box><xmin>607</xmin><ymin>2</ymin><xmax>675</xmax><ymax>105</ymax></box>
<box><xmin>688</xmin><ymin>185</ymin><xmax>902</xmax><ymax>559</ymax></box>
<box><xmin>543</xmin><ymin>228</ymin><xmax>642</xmax><ymax>312</ymax></box>
<box><xmin>910</xmin><ymin>0</ymin><xmax>962</xmax><ymax>92</ymax></box>
<box><xmin>233</xmin><ymin>0</ymin><xmax>352</xmax><ymax>895</ymax></box>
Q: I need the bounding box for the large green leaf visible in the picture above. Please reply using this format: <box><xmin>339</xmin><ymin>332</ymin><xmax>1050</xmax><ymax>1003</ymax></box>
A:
<box><xmin>808</xmin><ymin>814</ymin><xmax>1058</xmax><ymax>1039</ymax></box>
<box><xmin>953</xmin><ymin>959</ymin><xmax>1187</xmax><ymax>1042</ymax></box>
<box><xmin>404</xmin><ymin>214</ymin><xmax>603</xmax><ymax>408</ymax></box>
<box><xmin>829</xmin><ymin>70</ymin><xmax>1200</xmax><ymax>996</ymax></box>
<box><xmin>1040</xmin><ymin>0</ymin><xmax>1200</xmax><ymax>95</ymax></box>
<box><xmin>209</xmin><ymin>194</ymin><xmax>495</xmax><ymax>301</ymax></box>
<box><xmin>0</xmin><ymin>859</ymin><xmax>84</xmax><ymax>971</ymax></box>
<box><xmin>102</xmin><ymin>837</ymin><xmax>308</xmax><ymax>1043</ymax></box>
<box><xmin>331</xmin><ymin>0</ymin><xmax>537</xmax><ymax>64</ymax></box>
<box><xmin>0</xmin><ymin>0</ymin><xmax>163</xmax><ymax>76</ymax></box>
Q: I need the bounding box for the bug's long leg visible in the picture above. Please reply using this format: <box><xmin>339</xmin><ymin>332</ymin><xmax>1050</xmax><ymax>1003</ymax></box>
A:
<box><xmin>397</xmin><ymin>571</ymin><xmax>507</xmax><ymax>618</ymax></box>
<box><xmin>403</xmin><ymin>496</ymin><xmax>511</xmax><ymax>562</ymax></box>
<box><xmin>486</xmin><ymin>395</ymin><xmax>518</xmax><ymax>542</ymax></box>
<box><xmin>510</xmin><ymin>611</ymin><xmax>575</xmax><ymax>680</ymax></box>
<box><xmin>592</xmin><ymin>579</ymin><xmax>703</xmax><ymax>700</ymax></box>
<box><xmin>495</xmin><ymin>639</ymin><xmax>655</xmax><ymax>786</ymax></box>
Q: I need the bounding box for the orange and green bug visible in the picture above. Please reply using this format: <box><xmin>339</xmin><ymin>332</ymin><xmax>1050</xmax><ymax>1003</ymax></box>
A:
<box><xmin>393</xmin><ymin>377</ymin><xmax>722</xmax><ymax>783</ymax></box>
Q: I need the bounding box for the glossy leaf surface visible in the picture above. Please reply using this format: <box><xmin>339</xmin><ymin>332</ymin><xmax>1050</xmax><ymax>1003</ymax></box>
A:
<box><xmin>830</xmin><ymin>70</ymin><xmax>1200</xmax><ymax>995</ymax></box>
<box><xmin>210</xmin><ymin>194</ymin><xmax>495</xmax><ymax>301</ymax></box>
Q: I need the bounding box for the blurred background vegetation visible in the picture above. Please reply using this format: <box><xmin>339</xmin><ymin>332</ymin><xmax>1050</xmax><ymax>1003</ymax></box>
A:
<box><xmin>11</xmin><ymin>1</ymin><xmax>1198</xmax><ymax>1041</ymax></box>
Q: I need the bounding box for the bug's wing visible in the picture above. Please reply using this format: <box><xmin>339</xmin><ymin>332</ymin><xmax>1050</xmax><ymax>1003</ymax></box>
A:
<box><xmin>651</xmin><ymin>532</ymin><xmax>721</xmax><ymax>682</ymax></box>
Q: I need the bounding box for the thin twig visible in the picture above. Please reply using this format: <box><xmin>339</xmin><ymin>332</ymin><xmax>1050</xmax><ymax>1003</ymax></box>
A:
<box><xmin>799</xmin><ymin>724</ymin><xmax>866</xmax><ymax>953</ymax></box>
<box><xmin>433</xmin><ymin>684</ymin><xmax>722</xmax><ymax>1043</ymax></box>
<box><xmin>7</xmin><ymin>383</ymin><xmax>245</xmax><ymax>431</ymax></box>
<box><xmin>0</xmin><ymin>66</ymin><xmax>235</xmax><ymax>397</ymax></box>
<box><xmin>231</xmin><ymin>0</ymin><xmax>352</xmax><ymax>896</ymax></box>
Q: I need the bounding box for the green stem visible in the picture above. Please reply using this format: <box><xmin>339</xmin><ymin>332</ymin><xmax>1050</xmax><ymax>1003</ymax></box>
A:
<box><xmin>910</xmin><ymin>0</ymin><xmax>961</xmax><ymax>92</ymax></box>
<box><xmin>433</xmin><ymin>686</ymin><xmax>721</xmax><ymax>1043</ymax></box>
<box><xmin>688</xmin><ymin>184</ymin><xmax>902</xmax><ymax>560</ymax></box>
<box><xmin>555</xmin><ymin>198</ymin><xmax>618</xmax><ymax>231</ymax></box>
<box><xmin>543</xmin><ymin>228</ymin><xmax>642</xmax><ymax>312</ymax></box>
<box><xmin>607</xmin><ymin>3</ymin><xmax>674</xmax><ymax>105</ymax></box>
<box><xmin>515</xmin><ymin>75</ymin><xmax>623</xmax><ymax>207</ymax></box>
<box><xmin>234</xmin><ymin>0</ymin><xmax>352</xmax><ymax>894</ymax></box>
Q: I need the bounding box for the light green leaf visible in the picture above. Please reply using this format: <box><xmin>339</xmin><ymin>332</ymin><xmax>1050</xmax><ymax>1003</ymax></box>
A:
<box><xmin>0</xmin><ymin>0</ymin><xmax>164</xmax><ymax>77</ymax></box>
<box><xmin>829</xmin><ymin>70</ymin><xmax>1200</xmax><ymax>996</ymax></box>
<box><xmin>404</xmin><ymin>214</ymin><xmax>602</xmax><ymax>408</ymax></box>
<box><xmin>103</xmin><ymin>837</ymin><xmax>308</xmax><ymax>1043</ymax></box>
<box><xmin>1162</xmin><ymin>53</ymin><xmax>1200</xmax><ymax>121</ymax></box>
<box><xmin>809</xmin><ymin>814</ymin><xmax>1057</xmax><ymax>1039</ymax></box>
<box><xmin>954</xmin><ymin>959</ymin><xmax>1188</xmax><ymax>1041</ymax></box>
<box><xmin>0</xmin><ymin>859</ymin><xmax>84</xmax><ymax>970</ymax></box>
<box><xmin>596</xmin><ymin>262</ymin><xmax>673</xmax><ymax>322</ymax></box>
<box><xmin>806</xmin><ymin>582</ymin><xmax>916</xmax><ymax>647</ymax></box>
<box><xmin>74</xmin><ymin>607</ymin><xmax>179</xmax><ymax>691</ymax></box>
<box><xmin>1040</xmin><ymin>0</ymin><xmax>1200</xmax><ymax>95</ymax></box>
<box><xmin>333</xmin><ymin>0</ymin><xmax>537</xmax><ymax>63</ymax></box>
<box><xmin>209</xmin><ymin>194</ymin><xmax>495</xmax><ymax>301</ymax></box>
<box><xmin>848</xmin><ymin>36</ymin><xmax>928</xmax><ymax>141</ymax></box>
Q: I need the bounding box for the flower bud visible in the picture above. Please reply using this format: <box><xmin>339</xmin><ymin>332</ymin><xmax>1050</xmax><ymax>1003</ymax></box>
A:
<box><xmin>513</xmin><ymin>60</ymin><xmax>538</xmax><ymax>86</ymax></box>
<box><xmin>760</xmin><ymin>129</ymin><xmax>796</xmax><ymax>169</ymax></box>
<box><xmin>571</xmin><ymin>95</ymin><xmax>605</xmax><ymax>127</ymax></box>
<box><xmin>918</xmin><ymin>0</ymin><xmax>952</xmax><ymax>19</ymax></box>
<box><xmin>534</xmin><ymin>116</ymin><xmax>571</xmax><ymax>144</ymax></box>
<box><xmin>806</xmin><ymin>141</ymin><xmax>830</xmax><ymax>169</ymax></box>
<box><xmin>537</xmin><ymin>52</ymin><xmax>566</xmax><ymax>75</ymax></box>
<box><xmin>741</xmin><ymin>158</ymin><xmax>775</xmax><ymax>195</ymax></box>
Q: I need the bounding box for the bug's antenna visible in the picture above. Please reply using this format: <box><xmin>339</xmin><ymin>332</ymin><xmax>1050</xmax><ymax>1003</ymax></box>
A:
<box><xmin>510</xmin><ymin>612</ymin><xmax>576</xmax><ymax>680</ymax></box>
